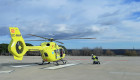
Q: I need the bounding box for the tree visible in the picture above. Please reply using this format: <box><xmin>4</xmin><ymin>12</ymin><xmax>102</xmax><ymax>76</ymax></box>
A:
<box><xmin>81</xmin><ymin>47</ymin><xmax>92</xmax><ymax>56</ymax></box>
<box><xmin>26</xmin><ymin>43</ymin><xmax>33</xmax><ymax>46</ymax></box>
<box><xmin>71</xmin><ymin>49</ymin><xmax>80</xmax><ymax>56</ymax></box>
<box><xmin>0</xmin><ymin>43</ymin><xmax>9</xmax><ymax>56</ymax></box>
<box><xmin>93</xmin><ymin>47</ymin><xmax>103</xmax><ymax>56</ymax></box>
<box><xmin>124</xmin><ymin>50</ymin><xmax>137</xmax><ymax>56</ymax></box>
<box><xmin>137</xmin><ymin>51</ymin><xmax>140</xmax><ymax>56</ymax></box>
<box><xmin>105</xmin><ymin>49</ymin><xmax>115</xmax><ymax>56</ymax></box>
<box><xmin>131</xmin><ymin>50</ymin><xmax>137</xmax><ymax>56</ymax></box>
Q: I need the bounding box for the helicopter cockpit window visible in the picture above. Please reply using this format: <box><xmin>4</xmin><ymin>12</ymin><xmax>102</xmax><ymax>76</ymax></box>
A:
<box><xmin>57</xmin><ymin>49</ymin><xmax>60</xmax><ymax>54</ymax></box>
<box><xmin>46</xmin><ymin>43</ymin><xmax>50</xmax><ymax>46</ymax></box>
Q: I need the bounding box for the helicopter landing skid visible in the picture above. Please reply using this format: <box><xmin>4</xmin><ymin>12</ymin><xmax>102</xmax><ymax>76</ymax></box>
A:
<box><xmin>38</xmin><ymin>61</ymin><xmax>50</xmax><ymax>65</ymax></box>
<box><xmin>53</xmin><ymin>59</ymin><xmax>67</xmax><ymax>65</ymax></box>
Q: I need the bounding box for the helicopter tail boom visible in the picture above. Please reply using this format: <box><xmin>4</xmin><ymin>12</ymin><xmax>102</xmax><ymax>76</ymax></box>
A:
<box><xmin>26</xmin><ymin>46</ymin><xmax>43</xmax><ymax>51</ymax></box>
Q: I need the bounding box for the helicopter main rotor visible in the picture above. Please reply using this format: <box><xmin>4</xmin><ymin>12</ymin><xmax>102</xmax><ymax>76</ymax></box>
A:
<box><xmin>27</xmin><ymin>34</ymin><xmax>64</xmax><ymax>44</ymax></box>
<box><xmin>26</xmin><ymin>34</ymin><xmax>96</xmax><ymax>44</ymax></box>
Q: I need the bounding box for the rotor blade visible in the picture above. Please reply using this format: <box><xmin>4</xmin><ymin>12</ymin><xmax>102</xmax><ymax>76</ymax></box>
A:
<box><xmin>55</xmin><ymin>38</ymin><xmax>96</xmax><ymax>40</ymax></box>
<box><xmin>55</xmin><ymin>41</ymin><xmax>64</xmax><ymax>44</ymax></box>
<box><xmin>70</xmin><ymin>38</ymin><xmax>96</xmax><ymax>39</ymax></box>
<box><xmin>28</xmin><ymin>34</ymin><xmax>49</xmax><ymax>40</ymax></box>
<box><xmin>25</xmin><ymin>40</ymin><xmax>46</xmax><ymax>41</ymax></box>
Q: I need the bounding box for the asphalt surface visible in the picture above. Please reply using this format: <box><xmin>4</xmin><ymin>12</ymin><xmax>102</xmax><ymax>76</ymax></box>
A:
<box><xmin>0</xmin><ymin>56</ymin><xmax>140</xmax><ymax>80</ymax></box>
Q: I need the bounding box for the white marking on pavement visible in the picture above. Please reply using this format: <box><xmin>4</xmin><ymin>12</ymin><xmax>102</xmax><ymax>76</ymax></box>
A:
<box><xmin>42</xmin><ymin>63</ymin><xmax>78</xmax><ymax>70</ymax></box>
<box><xmin>11</xmin><ymin>65</ymin><xmax>31</xmax><ymax>68</ymax></box>
<box><xmin>11</xmin><ymin>64</ymin><xmax>38</xmax><ymax>68</ymax></box>
<box><xmin>110</xmin><ymin>72</ymin><xmax>140</xmax><ymax>75</ymax></box>
<box><xmin>0</xmin><ymin>70</ymin><xmax>14</xmax><ymax>74</ymax></box>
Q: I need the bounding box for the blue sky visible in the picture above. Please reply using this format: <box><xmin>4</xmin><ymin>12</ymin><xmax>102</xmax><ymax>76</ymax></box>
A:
<box><xmin>0</xmin><ymin>0</ymin><xmax>140</xmax><ymax>49</ymax></box>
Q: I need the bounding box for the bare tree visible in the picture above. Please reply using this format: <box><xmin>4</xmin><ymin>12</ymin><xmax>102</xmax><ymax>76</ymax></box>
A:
<box><xmin>93</xmin><ymin>47</ymin><xmax>103</xmax><ymax>56</ymax></box>
<box><xmin>124</xmin><ymin>50</ymin><xmax>137</xmax><ymax>56</ymax></box>
<box><xmin>105</xmin><ymin>49</ymin><xmax>115</xmax><ymax>56</ymax></box>
<box><xmin>71</xmin><ymin>49</ymin><xmax>80</xmax><ymax>56</ymax></box>
<box><xmin>81</xmin><ymin>47</ymin><xmax>91</xmax><ymax>56</ymax></box>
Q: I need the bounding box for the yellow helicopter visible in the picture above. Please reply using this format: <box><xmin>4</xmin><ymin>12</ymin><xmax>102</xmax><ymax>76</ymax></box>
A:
<box><xmin>8</xmin><ymin>27</ymin><xmax>96</xmax><ymax>65</ymax></box>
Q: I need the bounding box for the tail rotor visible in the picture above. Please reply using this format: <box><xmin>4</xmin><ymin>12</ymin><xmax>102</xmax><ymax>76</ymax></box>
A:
<box><xmin>8</xmin><ymin>27</ymin><xmax>27</xmax><ymax>60</ymax></box>
<box><xmin>16</xmin><ymin>41</ymin><xmax>24</xmax><ymax>54</ymax></box>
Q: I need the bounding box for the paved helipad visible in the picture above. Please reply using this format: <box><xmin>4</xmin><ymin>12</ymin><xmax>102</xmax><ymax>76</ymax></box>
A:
<box><xmin>0</xmin><ymin>56</ymin><xmax>140</xmax><ymax>80</ymax></box>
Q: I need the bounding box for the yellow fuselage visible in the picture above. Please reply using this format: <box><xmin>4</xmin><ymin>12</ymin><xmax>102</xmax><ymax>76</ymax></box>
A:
<box><xmin>8</xmin><ymin>27</ymin><xmax>65</xmax><ymax>62</ymax></box>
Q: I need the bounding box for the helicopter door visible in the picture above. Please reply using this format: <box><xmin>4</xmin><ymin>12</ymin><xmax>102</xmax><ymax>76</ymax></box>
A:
<box><xmin>54</xmin><ymin>50</ymin><xmax>57</xmax><ymax>59</ymax></box>
<box><xmin>60</xmin><ymin>49</ymin><xmax>63</xmax><ymax>57</ymax></box>
<box><xmin>54</xmin><ymin>49</ymin><xmax>60</xmax><ymax>59</ymax></box>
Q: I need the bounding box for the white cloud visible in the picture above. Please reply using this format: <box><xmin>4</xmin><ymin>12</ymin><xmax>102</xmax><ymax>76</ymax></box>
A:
<box><xmin>89</xmin><ymin>25</ymin><xmax>108</xmax><ymax>33</ymax></box>
<box><xmin>54</xmin><ymin>24</ymin><xmax>73</xmax><ymax>33</ymax></box>
<box><xmin>122</xmin><ymin>20</ymin><xmax>140</xmax><ymax>29</ymax></box>
<box><xmin>1</xmin><ymin>0</ymin><xmax>140</xmax><ymax>47</ymax></box>
<box><xmin>55</xmin><ymin>24</ymin><xmax>67</xmax><ymax>31</ymax></box>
